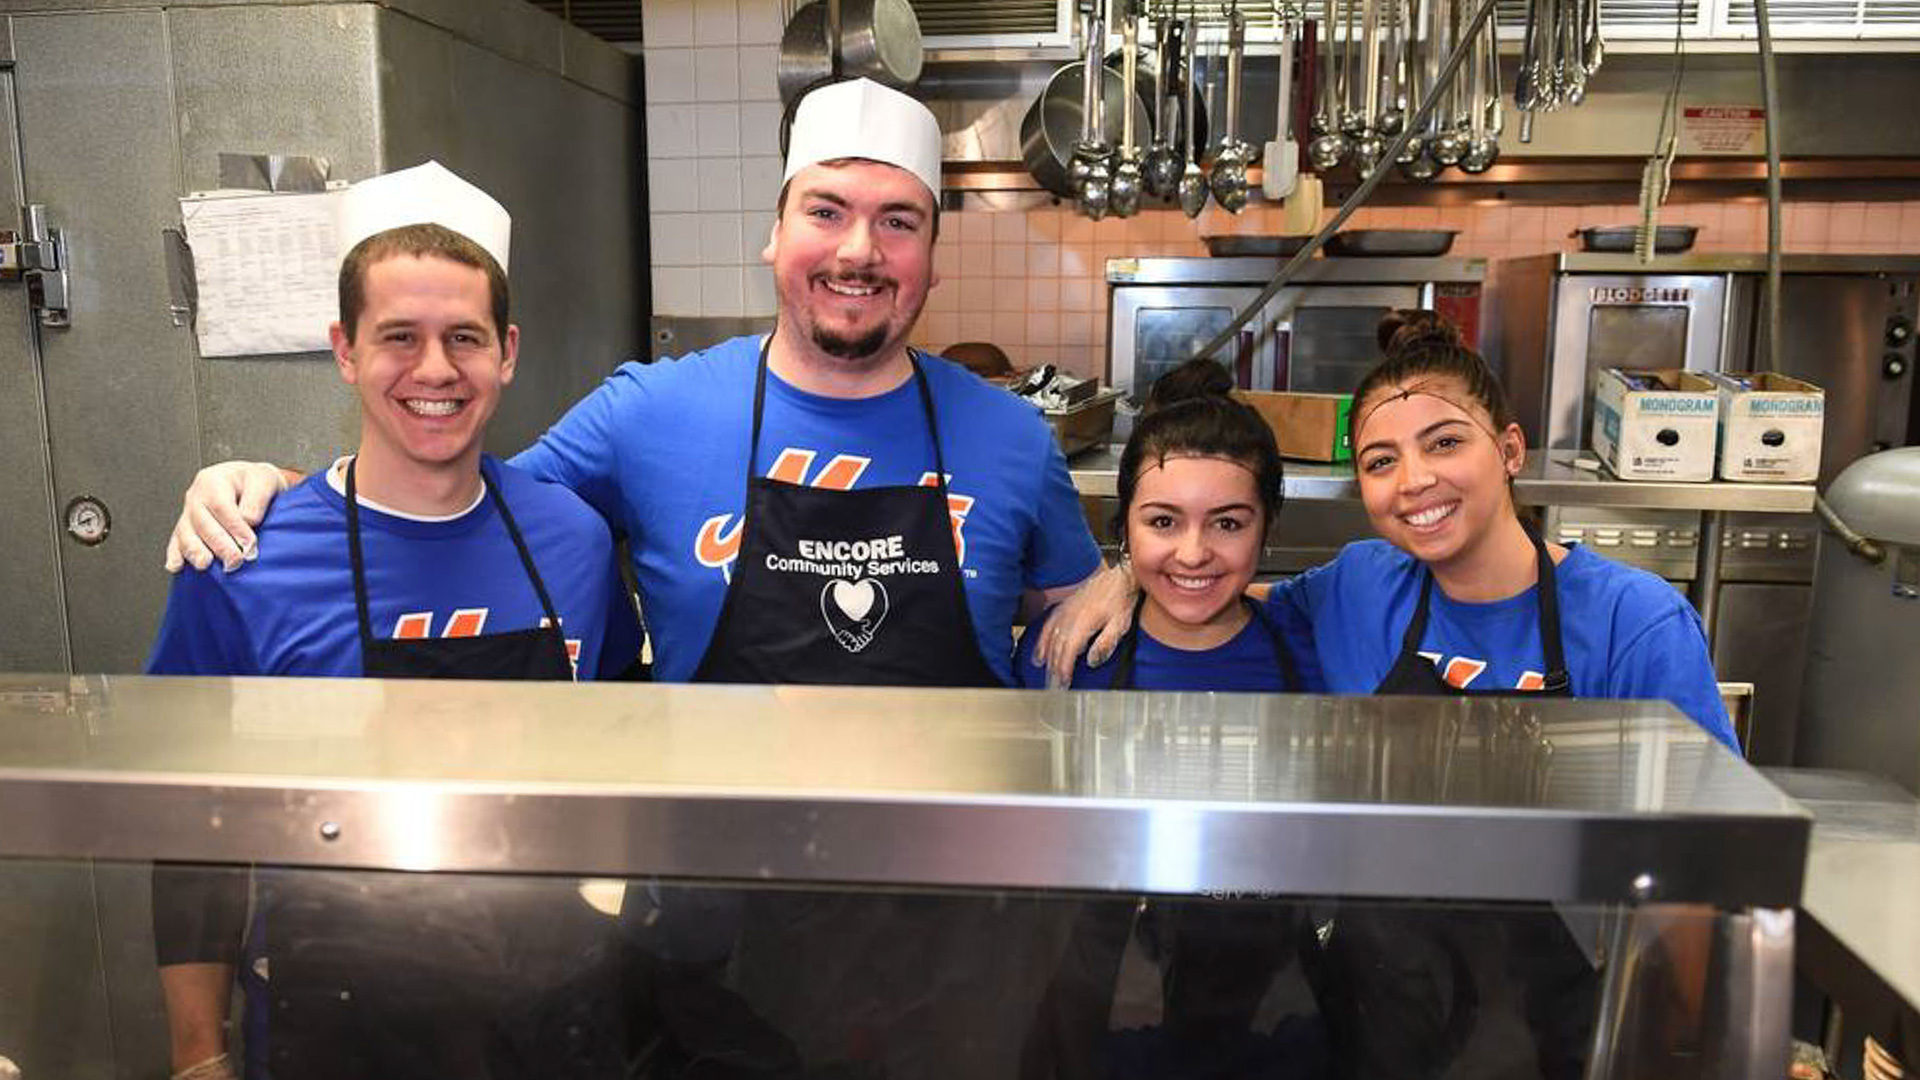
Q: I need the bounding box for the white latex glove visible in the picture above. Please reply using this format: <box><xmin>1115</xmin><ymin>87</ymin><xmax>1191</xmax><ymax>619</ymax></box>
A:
<box><xmin>172</xmin><ymin>1053</ymin><xmax>238</xmax><ymax>1080</ymax></box>
<box><xmin>164</xmin><ymin>461</ymin><xmax>290</xmax><ymax>573</ymax></box>
<box><xmin>1031</xmin><ymin>558</ymin><xmax>1138</xmax><ymax>688</ymax></box>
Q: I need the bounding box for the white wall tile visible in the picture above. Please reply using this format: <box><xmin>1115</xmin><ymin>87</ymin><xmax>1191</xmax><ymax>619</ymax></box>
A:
<box><xmin>643</xmin><ymin>0</ymin><xmax>696</xmax><ymax>47</ymax></box>
<box><xmin>694</xmin><ymin>0</ymin><xmax>739</xmax><ymax>45</ymax></box>
<box><xmin>650</xmin><ymin>212</ymin><xmax>703</xmax><ymax>266</ymax></box>
<box><xmin>693</xmin><ymin>47</ymin><xmax>740</xmax><ymax>102</ymax></box>
<box><xmin>744</xmin><ymin>264</ymin><xmax>778</xmax><ymax>315</ymax></box>
<box><xmin>739</xmin><ymin>101</ymin><xmax>784</xmax><ymax>157</ymax></box>
<box><xmin>737</xmin><ymin>0</ymin><xmax>784</xmax><ymax>44</ymax></box>
<box><xmin>738</xmin><ymin>45</ymin><xmax>780</xmax><ymax>101</ymax></box>
<box><xmin>700</xmin><ymin>212</ymin><xmax>744</xmax><ymax>266</ymax></box>
<box><xmin>694</xmin><ymin>103</ymin><xmax>740</xmax><ymax>155</ymax></box>
<box><xmin>646</xmin><ymin>104</ymin><xmax>699</xmax><ymax>159</ymax></box>
<box><xmin>701</xmin><ymin>266</ymin><xmax>745</xmax><ymax>315</ymax></box>
<box><xmin>643</xmin><ymin>48</ymin><xmax>695</xmax><ymax>104</ymax></box>
<box><xmin>992</xmin><ymin>244</ymin><xmax>1027</xmax><ymax>277</ymax></box>
<box><xmin>648</xmin><ymin>157</ymin><xmax>701</xmax><ymax>213</ymax></box>
<box><xmin>741</xmin><ymin>154</ymin><xmax>785</xmax><ymax>209</ymax></box>
<box><xmin>653</xmin><ymin>265</ymin><xmax>702</xmax><ymax>314</ymax></box>
<box><xmin>739</xmin><ymin>210</ymin><xmax>774</xmax><ymax>262</ymax></box>
<box><xmin>697</xmin><ymin>158</ymin><xmax>743</xmax><ymax>211</ymax></box>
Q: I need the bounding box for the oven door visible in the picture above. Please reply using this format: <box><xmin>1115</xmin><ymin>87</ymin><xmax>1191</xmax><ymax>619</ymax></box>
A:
<box><xmin>1108</xmin><ymin>285</ymin><xmax>1274</xmax><ymax>436</ymax></box>
<box><xmin>1546</xmin><ymin>274</ymin><xmax>1730</xmax><ymax>453</ymax></box>
<box><xmin>1270</xmin><ymin>285</ymin><xmax>1432</xmax><ymax>396</ymax></box>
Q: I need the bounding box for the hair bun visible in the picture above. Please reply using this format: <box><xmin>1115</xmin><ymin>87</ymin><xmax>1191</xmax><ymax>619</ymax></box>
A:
<box><xmin>1378</xmin><ymin>308</ymin><xmax>1464</xmax><ymax>356</ymax></box>
<box><xmin>1145</xmin><ymin>357</ymin><xmax>1236</xmax><ymax>413</ymax></box>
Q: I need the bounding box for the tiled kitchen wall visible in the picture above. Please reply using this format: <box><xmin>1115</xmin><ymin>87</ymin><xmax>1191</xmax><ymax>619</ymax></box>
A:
<box><xmin>642</xmin><ymin>0</ymin><xmax>786</xmax><ymax>320</ymax></box>
<box><xmin>642</xmin><ymin>2</ymin><xmax>1920</xmax><ymax>377</ymax></box>
<box><xmin>914</xmin><ymin>199</ymin><xmax>1920</xmax><ymax>380</ymax></box>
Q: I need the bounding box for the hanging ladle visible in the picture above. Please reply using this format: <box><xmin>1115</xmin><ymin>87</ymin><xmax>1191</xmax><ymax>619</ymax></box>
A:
<box><xmin>1142</xmin><ymin>9</ymin><xmax>1183</xmax><ymax>197</ymax></box>
<box><xmin>1210</xmin><ymin>1</ymin><xmax>1251</xmax><ymax>212</ymax></box>
<box><xmin>1177</xmin><ymin>10</ymin><xmax>1209</xmax><ymax>216</ymax></box>
<box><xmin>1305</xmin><ymin>0</ymin><xmax>1349</xmax><ymax>170</ymax></box>
<box><xmin>1112</xmin><ymin>4</ymin><xmax>1145</xmax><ymax>217</ymax></box>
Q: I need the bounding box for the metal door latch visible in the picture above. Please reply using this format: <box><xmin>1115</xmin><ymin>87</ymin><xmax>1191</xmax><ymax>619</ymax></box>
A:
<box><xmin>0</xmin><ymin>204</ymin><xmax>71</xmax><ymax>327</ymax></box>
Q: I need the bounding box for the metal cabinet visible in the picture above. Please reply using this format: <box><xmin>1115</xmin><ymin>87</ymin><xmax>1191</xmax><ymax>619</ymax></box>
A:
<box><xmin>0</xmin><ymin>0</ymin><xmax>641</xmax><ymax>675</ymax></box>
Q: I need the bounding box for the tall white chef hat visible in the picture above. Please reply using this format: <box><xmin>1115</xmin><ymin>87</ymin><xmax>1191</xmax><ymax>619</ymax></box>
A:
<box><xmin>337</xmin><ymin>160</ymin><xmax>512</xmax><ymax>272</ymax></box>
<box><xmin>781</xmin><ymin>78</ymin><xmax>942</xmax><ymax>201</ymax></box>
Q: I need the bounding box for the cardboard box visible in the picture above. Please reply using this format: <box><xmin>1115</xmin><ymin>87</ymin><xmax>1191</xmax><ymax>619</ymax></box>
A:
<box><xmin>1708</xmin><ymin>372</ymin><xmax>1824</xmax><ymax>483</ymax></box>
<box><xmin>1591</xmin><ymin>369</ymin><xmax>1720</xmax><ymax>481</ymax></box>
<box><xmin>1234</xmin><ymin>390</ymin><xmax>1353</xmax><ymax>463</ymax></box>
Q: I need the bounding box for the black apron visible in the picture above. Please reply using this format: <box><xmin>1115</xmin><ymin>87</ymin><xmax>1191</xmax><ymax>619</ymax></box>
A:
<box><xmin>1107</xmin><ymin>595</ymin><xmax>1303</xmax><ymax>691</ymax></box>
<box><xmin>347</xmin><ymin>456</ymin><xmax>574</xmax><ymax>680</ymax></box>
<box><xmin>1312</xmin><ymin>527</ymin><xmax>1595</xmax><ymax>1080</ymax></box>
<box><xmin>1373</xmin><ymin>525</ymin><xmax>1570</xmax><ymax>698</ymax></box>
<box><xmin>252</xmin><ymin>459</ymin><xmax>585</xmax><ymax>1079</ymax></box>
<box><xmin>690</xmin><ymin>340</ymin><xmax>1001</xmax><ymax>687</ymax></box>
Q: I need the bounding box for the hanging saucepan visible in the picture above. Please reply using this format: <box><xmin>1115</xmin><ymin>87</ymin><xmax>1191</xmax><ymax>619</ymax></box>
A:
<box><xmin>1018</xmin><ymin>61</ymin><xmax>1158</xmax><ymax>200</ymax></box>
<box><xmin>777</xmin><ymin>0</ymin><xmax>924</xmax><ymax>106</ymax></box>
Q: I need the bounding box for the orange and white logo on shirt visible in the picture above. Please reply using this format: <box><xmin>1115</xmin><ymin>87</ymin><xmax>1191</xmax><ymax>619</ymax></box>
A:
<box><xmin>693</xmin><ymin>446</ymin><xmax>975</xmax><ymax>582</ymax></box>
<box><xmin>1417</xmin><ymin>651</ymin><xmax>1546</xmax><ymax>692</ymax></box>
<box><xmin>390</xmin><ymin>608</ymin><xmax>583</xmax><ymax>678</ymax></box>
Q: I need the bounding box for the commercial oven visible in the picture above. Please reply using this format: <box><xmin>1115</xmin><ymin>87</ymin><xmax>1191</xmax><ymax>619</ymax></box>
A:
<box><xmin>1106</xmin><ymin>256</ymin><xmax>1486</xmax><ymax>438</ymax></box>
<box><xmin>1488</xmin><ymin>253</ymin><xmax>1920</xmax><ymax>765</ymax></box>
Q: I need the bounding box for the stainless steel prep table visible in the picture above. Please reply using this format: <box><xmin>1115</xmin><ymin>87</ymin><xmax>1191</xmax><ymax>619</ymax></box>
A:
<box><xmin>1767</xmin><ymin>769</ymin><xmax>1920</xmax><ymax>1073</ymax></box>
<box><xmin>0</xmin><ymin>676</ymin><xmax>1811</xmax><ymax>1078</ymax></box>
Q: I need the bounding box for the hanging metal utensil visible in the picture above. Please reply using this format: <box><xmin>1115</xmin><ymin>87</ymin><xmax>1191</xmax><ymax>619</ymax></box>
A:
<box><xmin>1339</xmin><ymin>0</ymin><xmax>1365</xmax><ymax>135</ymax></box>
<box><xmin>1429</xmin><ymin>0</ymin><xmax>1469</xmax><ymax>165</ymax></box>
<box><xmin>1458</xmin><ymin>15</ymin><xmax>1497</xmax><ymax>172</ymax></box>
<box><xmin>1211</xmin><ymin>1</ymin><xmax>1251</xmax><ymax>211</ymax></box>
<box><xmin>1112</xmin><ymin>4</ymin><xmax>1145</xmax><ymax>217</ymax></box>
<box><xmin>1376</xmin><ymin>0</ymin><xmax>1406</xmax><ymax>136</ymax></box>
<box><xmin>1177</xmin><ymin>10</ymin><xmax>1210</xmax><ymax>216</ymax></box>
<box><xmin>1075</xmin><ymin>1</ymin><xmax>1115</xmax><ymax>218</ymax></box>
<box><xmin>1143</xmin><ymin>8</ymin><xmax>1183</xmax><ymax>197</ymax></box>
<box><xmin>1306</xmin><ymin>0</ymin><xmax>1350</xmax><ymax>169</ymax></box>
<box><xmin>1394</xmin><ymin>0</ymin><xmax>1432</xmax><ymax>174</ymax></box>
<box><xmin>1261</xmin><ymin>3</ymin><xmax>1301</xmax><ymax>200</ymax></box>
<box><xmin>1349</xmin><ymin>0</ymin><xmax>1386</xmax><ymax>176</ymax></box>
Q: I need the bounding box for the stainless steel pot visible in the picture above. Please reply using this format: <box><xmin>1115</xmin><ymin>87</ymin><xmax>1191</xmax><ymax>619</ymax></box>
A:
<box><xmin>1019</xmin><ymin>62</ymin><xmax>1150</xmax><ymax>199</ymax></box>
<box><xmin>777</xmin><ymin>0</ymin><xmax>924</xmax><ymax>106</ymax></box>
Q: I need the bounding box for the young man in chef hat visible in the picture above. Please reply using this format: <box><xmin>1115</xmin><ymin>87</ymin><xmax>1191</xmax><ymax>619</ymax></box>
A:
<box><xmin>148</xmin><ymin>161</ymin><xmax>634</xmax><ymax>1080</ymax></box>
<box><xmin>166</xmin><ymin>80</ymin><xmax>1099</xmax><ymax>691</ymax></box>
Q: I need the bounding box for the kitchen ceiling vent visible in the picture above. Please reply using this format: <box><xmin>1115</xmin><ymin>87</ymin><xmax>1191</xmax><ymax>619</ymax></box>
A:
<box><xmin>912</xmin><ymin>0</ymin><xmax>1059</xmax><ymax>36</ymax></box>
<box><xmin>1495</xmin><ymin>0</ymin><xmax>1705</xmax><ymax>36</ymax></box>
<box><xmin>525</xmin><ymin>0</ymin><xmax>643</xmax><ymax>44</ymax></box>
<box><xmin>1722</xmin><ymin>0</ymin><xmax>1920</xmax><ymax>33</ymax></box>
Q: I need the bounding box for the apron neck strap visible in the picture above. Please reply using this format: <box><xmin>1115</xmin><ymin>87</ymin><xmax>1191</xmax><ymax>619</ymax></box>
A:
<box><xmin>749</xmin><ymin>339</ymin><xmax>949</xmax><ymax>490</ymax></box>
<box><xmin>1401</xmin><ymin>522</ymin><xmax>1571</xmax><ymax>692</ymax></box>
<box><xmin>345</xmin><ymin>458</ymin><xmax>562</xmax><ymax>647</ymax></box>
<box><xmin>1110</xmin><ymin>595</ymin><xmax>1295</xmax><ymax>691</ymax></box>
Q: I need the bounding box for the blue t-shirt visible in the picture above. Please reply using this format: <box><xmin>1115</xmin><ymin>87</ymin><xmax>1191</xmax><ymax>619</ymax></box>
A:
<box><xmin>513</xmin><ymin>335</ymin><xmax>1101</xmax><ymax>684</ymax></box>
<box><xmin>1011</xmin><ymin>603</ymin><xmax>1324</xmax><ymax>692</ymax></box>
<box><xmin>1265</xmin><ymin>539</ymin><xmax>1738</xmax><ymax>749</ymax></box>
<box><xmin>147</xmin><ymin>456</ymin><xmax>631</xmax><ymax>680</ymax></box>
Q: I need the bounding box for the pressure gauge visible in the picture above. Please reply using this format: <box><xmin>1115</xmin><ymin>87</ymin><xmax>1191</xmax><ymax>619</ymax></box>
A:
<box><xmin>64</xmin><ymin>495</ymin><xmax>109</xmax><ymax>546</ymax></box>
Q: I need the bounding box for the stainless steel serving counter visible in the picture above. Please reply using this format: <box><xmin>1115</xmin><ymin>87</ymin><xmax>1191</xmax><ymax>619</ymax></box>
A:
<box><xmin>1766</xmin><ymin>769</ymin><xmax>1920</xmax><ymax>1067</ymax></box>
<box><xmin>0</xmin><ymin>676</ymin><xmax>1813</xmax><ymax>1080</ymax></box>
<box><xmin>1068</xmin><ymin>446</ymin><xmax>1819</xmax><ymax>513</ymax></box>
<box><xmin>0</xmin><ymin>674</ymin><xmax>1808</xmax><ymax>907</ymax></box>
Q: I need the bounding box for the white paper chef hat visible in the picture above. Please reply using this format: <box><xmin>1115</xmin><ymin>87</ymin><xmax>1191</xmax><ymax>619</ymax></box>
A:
<box><xmin>782</xmin><ymin>78</ymin><xmax>942</xmax><ymax>200</ymax></box>
<box><xmin>337</xmin><ymin>160</ymin><xmax>512</xmax><ymax>272</ymax></box>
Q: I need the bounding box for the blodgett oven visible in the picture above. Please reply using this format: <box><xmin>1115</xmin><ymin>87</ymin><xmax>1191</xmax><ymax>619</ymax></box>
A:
<box><xmin>1488</xmin><ymin>253</ymin><xmax>1920</xmax><ymax>766</ymax></box>
<box><xmin>1106</xmin><ymin>256</ymin><xmax>1487</xmax><ymax>436</ymax></box>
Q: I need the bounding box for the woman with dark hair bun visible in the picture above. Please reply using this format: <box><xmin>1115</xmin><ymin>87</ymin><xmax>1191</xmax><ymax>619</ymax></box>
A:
<box><xmin>1011</xmin><ymin>356</ymin><xmax>1317</xmax><ymax>691</ymax></box>
<box><xmin>1034</xmin><ymin>310</ymin><xmax>1734</xmax><ymax>748</ymax></box>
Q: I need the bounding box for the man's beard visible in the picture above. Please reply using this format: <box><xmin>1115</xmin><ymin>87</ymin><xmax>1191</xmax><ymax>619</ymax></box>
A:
<box><xmin>811</xmin><ymin>321</ymin><xmax>891</xmax><ymax>361</ymax></box>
